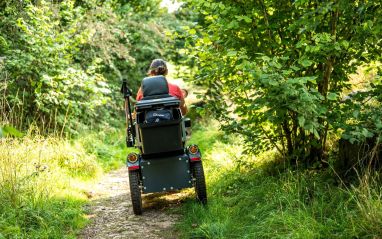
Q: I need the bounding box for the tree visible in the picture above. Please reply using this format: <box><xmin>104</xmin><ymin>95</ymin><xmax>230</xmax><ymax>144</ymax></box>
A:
<box><xmin>0</xmin><ymin>0</ymin><xmax>175</xmax><ymax>133</ymax></box>
<box><xmin>181</xmin><ymin>0</ymin><xmax>382</xmax><ymax>165</ymax></box>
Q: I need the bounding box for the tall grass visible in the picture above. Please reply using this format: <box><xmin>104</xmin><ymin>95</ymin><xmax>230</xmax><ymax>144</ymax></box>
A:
<box><xmin>0</xmin><ymin>73</ymin><xmax>131</xmax><ymax>238</ymax></box>
<box><xmin>77</xmin><ymin>128</ymin><xmax>132</xmax><ymax>172</ymax></box>
<box><xmin>176</xmin><ymin>122</ymin><xmax>382</xmax><ymax>239</ymax></box>
<box><xmin>0</xmin><ymin>135</ymin><xmax>103</xmax><ymax>238</ymax></box>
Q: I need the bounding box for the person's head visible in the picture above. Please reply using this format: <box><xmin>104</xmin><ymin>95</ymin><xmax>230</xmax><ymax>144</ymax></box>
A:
<box><xmin>148</xmin><ymin>58</ymin><xmax>168</xmax><ymax>76</ymax></box>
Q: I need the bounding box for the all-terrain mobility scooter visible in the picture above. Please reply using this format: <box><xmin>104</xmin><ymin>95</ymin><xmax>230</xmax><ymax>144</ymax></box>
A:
<box><xmin>121</xmin><ymin>76</ymin><xmax>207</xmax><ymax>215</ymax></box>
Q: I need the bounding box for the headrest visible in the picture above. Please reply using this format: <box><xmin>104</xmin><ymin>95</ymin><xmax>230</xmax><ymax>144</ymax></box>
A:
<box><xmin>141</xmin><ymin>76</ymin><xmax>169</xmax><ymax>97</ymax></box>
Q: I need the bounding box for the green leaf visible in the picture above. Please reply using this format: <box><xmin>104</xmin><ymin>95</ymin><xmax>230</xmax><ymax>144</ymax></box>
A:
<box><xmin>341</xmin><ymin>40</ymin><xmax>349</xmax><ymax>49</ymax></box>
<box><xmin>261</xmin><ymin>56</ymin><xmax>271</xmax><ymax>62</ymax></box>
<box><xmin>1</xmin><ymin>125</ymin><xmax>23</xmax><ymax>138</ymax></box>
<box><xmin>242</xmin><ymin>16</ymin><xmax>252</xmax><ymax>23</ymax></box>
<box><xmin>290</xmin><ymin>66</ymin><xmax>300</xmax><ymax>71</ymax></box>
<box><xmin>298</xmin><ymin>116</ymin><xmax>305</xmax><ymax>127</ymax></box>
<box><xmin>189</xmin><ymin>29</ymin><xmax>197</xmax><ymax>35</ymax></box>
<box><xmin>349</xmin><ymin>138</ymin><xmax>357</xmax><ymax>144</ymax></box>
<box><xmin>227</xmin><ymin>50</ymin><xmax>237</xmax><ymax>57</ymax></box>
<box><xmin>0</xmin><ymin>36</ymin><xmax>8</xmax><ymax>50</ymax></box>
<box><xmin>362</xmin><ymin>128</ymin><xmax>373</xmax><ymax>138</ymax></box>
<box><xmin>307</xmin><ymin>76</ymin><xmax>317</xmax><ymax>83</ymax></box>
<box><xmin>299</xmin><ymin>58</ymin><xmax>313</xmax><ymax>67</ymax></box>
<box><xmin>227</xmin><ymin>20</ymin><xmax>239</xmax><ymax>29</ymax></box>
<box><xmin>313</xmin><ymin>129</ymin><xmax>320</xmax><ymax>139</ymax></box>
<box><xmin>353</xmin><ymin>110</ymin><xmax>359</xmax><ymax>118</ymax></box>
<box><xmin>327</xmin><ymin>92</ymin><xmax>338</xmax><ymax>101</ymax></box>
<box><xmin>304</xmin><ymin>123</ymin><xmax>314</xmax><ymax>132</ymax></box>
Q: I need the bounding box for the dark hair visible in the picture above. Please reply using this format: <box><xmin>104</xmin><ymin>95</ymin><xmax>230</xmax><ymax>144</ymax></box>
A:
<box><xmin>148</xmin><ymin>59</ymin><xmax>168</xmax><ymax>76</ymax></box>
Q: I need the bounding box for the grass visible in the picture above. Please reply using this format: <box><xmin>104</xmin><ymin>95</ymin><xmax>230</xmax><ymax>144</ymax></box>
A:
<box><xmin>76</xmin><ymin>127</ymin><xmax>133</xmax><ymax>172</ymax></box>
<box><xmin>175</xmin><ymin>122</ymin><xmax>382</xmax><ymax>239</ymax></box>
<box><xmin>0</xmin><ymin>136</ymin><xmax>93</xmax><ymax>238</ymax></box>
<box><xmin>0</xmin><ymin>126</ymin><xmax>130</xmax><ymax>238</ymax></box>
<box><xmin>1</xmin><ymin>118</ymin><xmax>381</xmax><ymax>238</ymax></box>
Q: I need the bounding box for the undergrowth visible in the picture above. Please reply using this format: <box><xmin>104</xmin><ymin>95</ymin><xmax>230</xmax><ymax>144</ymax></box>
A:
<box><xmin>0</xmin><ymin>127</ymin><xmax>128</xmax><ymax>238</ymax></box>
<box><xmin>176</xmin><ymin>122</ymin><xmax>382</xmax><ymax>239</ymax></box>
<box><xmin>77</xmin><ymin>127</ymin><xmax>131</xmax><ymax>172</ymax></box>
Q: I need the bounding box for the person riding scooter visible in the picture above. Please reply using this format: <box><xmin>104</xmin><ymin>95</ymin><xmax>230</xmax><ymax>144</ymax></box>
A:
<box><xmin>136</xmin><ymin>59</ymin><xmax>188</xmax><ymax>115</ymax></box>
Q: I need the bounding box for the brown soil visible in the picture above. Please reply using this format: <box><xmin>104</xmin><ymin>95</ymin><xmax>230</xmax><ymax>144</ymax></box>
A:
<box><xmin>79</xmin><ymin>167</ymin><xmax>188</xmax><ymax>239</ymax></box>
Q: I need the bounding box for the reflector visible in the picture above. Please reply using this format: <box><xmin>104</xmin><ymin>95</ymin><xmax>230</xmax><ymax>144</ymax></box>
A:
<box><xmin>189</xmin><ymin>145</ymin><xmax>199</xmax><ymax>154</ymax></box>
<box><xmin>128</xmin><ymin>153</ymin><xmax>138</xmax><ymax>163</ymax></box>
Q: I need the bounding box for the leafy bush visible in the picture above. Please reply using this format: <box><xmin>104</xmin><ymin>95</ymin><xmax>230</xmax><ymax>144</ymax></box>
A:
<box><xmin>180</xmin><ymin>0</ymin><xmax>382</xmax><ymax>165</ymax></box>
<box><xmin>176</xmin><ymin>123</ymin><xmax>382</xmax><ymax>239</ymax></box>
<box><xmin>0</xmin><ymin>0</ymin><xmax>176</xmax><ymax>133</ymax></box>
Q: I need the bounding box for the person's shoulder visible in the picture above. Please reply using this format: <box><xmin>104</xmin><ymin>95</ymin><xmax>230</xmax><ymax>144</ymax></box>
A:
<box><xmin>168</xmin><ymin>81</ymin><xmax>181</xmax><ymax>89</ymax></box>
<box><xmin>168</xmin><ymin>82</ymin><xmax>182</xmax><ymax>93</ymax></box>
<box><xmin>167</xmin><ymin>81</ymin><xmax>183</xmax><ymax>99</ymax></box>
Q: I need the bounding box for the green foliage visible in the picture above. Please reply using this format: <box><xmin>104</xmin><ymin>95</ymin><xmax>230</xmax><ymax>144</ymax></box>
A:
<box><xmin>0</xmin><ymin>0</ymin><xmax>175</xmax><ymax>133</ymax></box>
<box><xmin>0</xmin><ymin>129</ymin><xmax>130</xmax><ymax>238</ymax></box>
<box><xmin>2</xmin><ymin>1</ymin><xmax>108</xmax><ymax>130</ymax></box>
<box><xmin>77</xmin><ymin>127</ymin><xmax>133</xmax><ymax>171</ymax></box>
<box><xmin>0</xmin><ymin>136</ymin><xmax>100</xmax><ymax>238</ymax></box>
<box><xmin>0</xmin><ymin>125</ymin><xmax>23</xmax><ymax>138</ymax></box>
<box><xmin>176</xmin><ymin>123</ymin><xmax>382</xmax><ymax>238</ymax></box>
<box><xmin>337</xmin><ymin>73</ymin><xmax>382</xmax><ymax>144</ymax></box>
<box><xmin>180</xmin><ymin>0</ymin><xmax>382</xmax><ymax>164</ymax></box>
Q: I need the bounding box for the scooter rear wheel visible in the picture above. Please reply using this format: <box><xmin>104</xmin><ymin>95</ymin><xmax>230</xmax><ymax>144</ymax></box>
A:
<box><xmin>192</xmin><ymin>161</ymin><xmax>207</xmax><ymax>204</ymax></box>
<box><xmin>128</xmin><ymin>170</ymin><xmax>142</xmax><ymax>215</ymax></box>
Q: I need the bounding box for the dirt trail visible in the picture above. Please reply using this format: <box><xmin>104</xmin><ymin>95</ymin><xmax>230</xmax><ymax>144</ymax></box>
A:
<box><xmin>80</xmin><ymin>167</ymin><xmax>186</xmax><ymax>239</ymax></box>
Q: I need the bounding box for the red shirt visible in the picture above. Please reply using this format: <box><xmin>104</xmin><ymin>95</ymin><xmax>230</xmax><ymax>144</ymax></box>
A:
<box><xmin>136</xmin><ymin>82</ymin><xmax>184</xmax><ymax>101</ymax></box>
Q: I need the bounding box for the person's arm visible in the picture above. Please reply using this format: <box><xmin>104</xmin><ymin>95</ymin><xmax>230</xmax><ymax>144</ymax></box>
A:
<box><xmin>132</xmin><ymin>87</ymin><xmax>143</xmax><ymax>120</ymax></box>
<box><xmin>136</xmin><ymin>87</ymin><xmax>143</xmax><ymax>101</ymax></box>
<box><xmin>180</xmin><ymin>97</ymin><xmax>188</xmax><ymax>116</ymax></box>
<box><xmin>174</xmin><ymin>85</ymin><xmax>187</xmax><ymax>115</ymax></box>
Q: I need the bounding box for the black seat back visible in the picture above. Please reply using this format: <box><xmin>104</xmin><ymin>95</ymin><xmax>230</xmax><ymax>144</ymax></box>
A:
<box><xmin>142</xmin><ymin>76</ymin><xmax>171</xmax><ymax>100</ymax></box>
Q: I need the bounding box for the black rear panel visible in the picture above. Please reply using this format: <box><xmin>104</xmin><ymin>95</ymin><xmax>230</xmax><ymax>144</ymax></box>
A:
<box><xmin>138</xmin><ymin>119</ymin><xmax>183</xmax><ymax>155</ymax></box>
<box><xmin>140</xmin><ymin>154</ymin><xmax>192</xmax><ymax>193</ymax></box>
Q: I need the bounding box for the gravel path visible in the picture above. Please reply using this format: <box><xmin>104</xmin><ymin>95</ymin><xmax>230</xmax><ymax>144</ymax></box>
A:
<box><xmin>79</xmin><ymin>167</ymin><xmax>186</xmax><ymax>239</ymax></box>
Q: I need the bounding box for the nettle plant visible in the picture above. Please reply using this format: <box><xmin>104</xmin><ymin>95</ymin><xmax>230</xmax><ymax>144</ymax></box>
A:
<box><xmin>182</xmin><ymin>0</ymin><xmax>382</xmax><ymax>165</ymax></box>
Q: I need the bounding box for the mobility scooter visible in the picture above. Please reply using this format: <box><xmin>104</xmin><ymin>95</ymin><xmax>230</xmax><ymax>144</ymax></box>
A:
<box><xmin>121</xmin><ymin>76</ymin><xmax>207</xmax><ymax>215</ymax></box>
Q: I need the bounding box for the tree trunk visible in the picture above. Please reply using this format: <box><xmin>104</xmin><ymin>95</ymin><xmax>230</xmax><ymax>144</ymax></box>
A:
<box><xmin>282</xmin><ymin>119</ymin><xmax>295</xmax><ymax>164</ymax></box>
<box><xmin>310</xmin><ymin>7</ymin><xmax>339</xmax><ymax>164</ymax></box>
